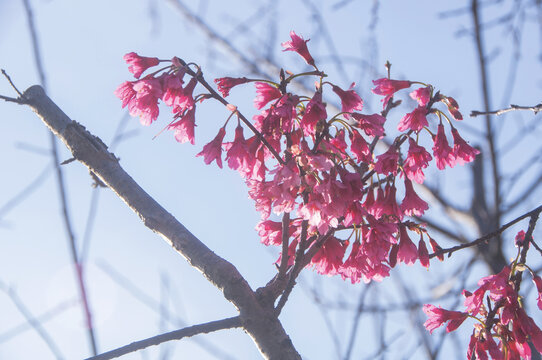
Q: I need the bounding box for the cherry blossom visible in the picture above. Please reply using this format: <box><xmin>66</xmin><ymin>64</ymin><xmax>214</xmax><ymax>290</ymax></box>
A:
<box><xmin>123</xmin><ymin>52</ymin><xmax>159</xmax><ymax>79</ymax></box>
<box><xmin>281</xmin><ymin>31</ymin><xmax>315</xmax><ymax>67</ymax></box>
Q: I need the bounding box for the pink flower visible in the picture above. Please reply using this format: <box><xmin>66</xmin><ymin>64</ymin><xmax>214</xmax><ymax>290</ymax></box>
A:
<box><xmin>349</xmin><ymin>130</ymin><xmax>372</xmax><ymax>164</ymax></box>
<box><xmin>281</xmin><ymin>31</ymin><xmax>315</xmax><ymax>66</ymax></box>
<box><xmin>301</xmin><ymin>91</ymin><xmax>326</xmax><ymax>136</ymax></box>
<box><xmin>429</xmin><ymin>237</ymin><xmax>444</xmax><ymax>261</ymax></box>
<box><xmin>397</xmin><ymin>226</ymin><xmax>418</xmax><ymax>265</ymax></box>
<box><xmin>422</xmin><ymin>304</ymin><xmax>468</xmax><ymax>334</ymax></box>
<box><xmin>533</xmin><ymin>276</ymin><xmax>542</xmax><ymax>310</ymax></box>
<box><xmin>123</xmin><ymin>52</ymin><xmax>160</xmax><ymax>79</ymax></box>
<box><xmin>169</xmin><ymin>107</ymin><xmax>196</xmax><ymax>144</ymax></box>
<box><xmin>225</xmin><ymin>125</ymin><xmax>254</xmax><ymax>175</ymax></box>
<box><xmin>115</xmin><ymin>81</ymin><xmax>137</xmax><ymax>108</ymax></box>
<box><xmin>161</xmin><ymin>72</ymin><xmax>186</xmax><ymax>108</ymax></box>
<box><xmin>130</xmin><ymin>78</ymin><xmax>163</xmax><ymax>125</ymax></box>
<box><xmin>442</xmin><ymin>96</ymin><xmax>463</xmax><ymax>120</ymax></box>
<box><xmin>397</xmin><ymin>107</ymin><xmax>428</xmax><ymax>132</ymax></box>
<box><xmin>401</xmin><ymin>178</ymin><xmax>428</xmax><ymax>216</ymax></box>
<box><xmin>197</xmin><ymin>127</ymin><xmax>226</xmax><ymax>168</ymax></box>
<box><xmin>467</xmin><ymin>330</ymin><xmax>502</xmax><ymax>360</ymax></box>
<box><xmin>404</xmin><ymin>138</ymin><xmax>432</xmax><ymax>184</ymax></box>
<box><xmin>332</xmin><ymin>83</ymin><xmax>364</xmax><ymax>116</ymax></box>
<box><xmin>372</xmin><ymin>78</ymin><xmax>411</xmax><ymax>109</ymax></box>
<box><xmin>432</xmin><ymin>124</ymin><xmax>456</xmax><ymax>170</ymax></box>
<box><xmin>351</xmin><ymin>113</ymin><xmax>386</xmax><ymax>137</ymax></box>
<box><xmin>451</xmin><ymin>128</ymin><xmax>479</xmax><ymax>165</ymax></box>
<box><xmin>171</xmin><ymin>77</ymin><xmax>197</xmax><ymax>114</ymax></box>
<box><xmin>214</xmin><ymin>77</ymin><xmax>250</xmax><ymax>97</ymax></box>
<box><xmin>410</xmin><ymin>86</ymin><xmax>431</xmax><ymax>107</ymax></box>
<box><xmin>418</xmin><ymin>239</ymin><xmax>430</xmax><ymax>268</ymax></box>
<box><xmin>254</xmin><ymin>82</ymin><xmax>282</xmax><ymax>110</ymax></box>
<box><xmin>374</xmin><ymin>146</ymin><xmax>399</xmax><ymax>175</ymax></box>
<box><xmin>255</xmin><ymin>220</ymin><xmax>283</xmax><ymax>246</ymax></box>
<box><xmin>310</xmin><ymin>237</ymin><xmax>348</xmax><ymax>275</ymax></box>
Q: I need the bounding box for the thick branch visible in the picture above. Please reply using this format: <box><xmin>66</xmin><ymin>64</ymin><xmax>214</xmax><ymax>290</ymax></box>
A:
<box><xmin>86</xmin><ymin>317</ymin><xmax>242</xmax><ymax>360</ymax></box>
<box><xmin>18</xmin><ymin>85</ymin><xmax>300</xmax><ymax>360</ymax></box>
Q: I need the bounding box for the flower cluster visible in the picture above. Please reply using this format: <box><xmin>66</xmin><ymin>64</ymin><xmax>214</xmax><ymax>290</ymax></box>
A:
<box><xmin>424</xmin><ymin>231</ymin><xmax>542</xmax><ymax>360</ymax></box>
<box><xmin>116</xmin><ymin>31</ymin><xmax>478</xmax><ymax>285</ymax></box>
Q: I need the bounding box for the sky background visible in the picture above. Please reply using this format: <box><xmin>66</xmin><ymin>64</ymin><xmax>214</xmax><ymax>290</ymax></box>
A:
<box><xmin>0</xmin><ymin>0</ymin><xmax>541</xmax><ymax>359</ymax></box>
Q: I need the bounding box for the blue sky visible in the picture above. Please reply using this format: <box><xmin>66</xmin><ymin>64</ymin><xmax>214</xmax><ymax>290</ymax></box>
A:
<box><xmin>0</xmin><ymin>1</ymin><xmax>541</xmax><ymax>359</ymax></box>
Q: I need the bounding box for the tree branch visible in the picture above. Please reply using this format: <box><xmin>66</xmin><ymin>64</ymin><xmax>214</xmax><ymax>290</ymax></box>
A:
<box><xmin>85</xmin><ymin>317</ymin><xmax>242</xmax><ymax>360</ymax></box>
<box><xmin>14</xmin><ymin>85</ymin><xmax>301</xmax><ymax>360</ymax></box>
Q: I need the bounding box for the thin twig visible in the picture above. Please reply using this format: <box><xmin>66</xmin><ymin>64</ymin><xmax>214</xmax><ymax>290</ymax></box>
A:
<box><xmin>0</xmin><ymin>282</ymin><xmax>65</xmax><ymax>359</ymax></box>
<box><xmin>21</xmin><ymin>0</ymin><xmax>98</xmax><ymax>354</ymax></box>
<box><xmin>1</xmin><ymin>69</ymin><xmax>24</xmax><ymax>97</ymax></box>
<box><xmin>470</xmin><ymin>103</ymin><xmax>542</xmax><ymax>117</ymax></box>
<box><xmin>85</xmin><ymin>317</ymin><xmax>242</xmax><ymax>360</ymax></box>
<box><xmin>431</xmin><ymin>204</ymin><xmax>542</xmax><ymax>258</ymax></box>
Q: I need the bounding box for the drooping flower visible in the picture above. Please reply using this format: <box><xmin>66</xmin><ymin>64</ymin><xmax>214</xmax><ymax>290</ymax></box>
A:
<box><xmin>410</xmin><ymin>86</ymin><xmax>431</xmax><ymax>107</ymax></box>
<box><xmin>170</xmin><ymin>107</ymin><xmax>196</xmax><ymax>144</ymax></box>
<box><xmin>351</xmin><ymin>113</ymin><xmax>386</xmax><ymax>137</ymax></box>
<box><xmin>225</xmin><ymin>125</ymin><xmax>254</xmax><ymax>175</ymax></box>
<box><xmin>255</xmin><ymin>220</ymin><xmax>283</xmax><ymax>246</ymax></box>
<box><xmin>532</xmin><ymin>275</ymin><xmax>542</xmax><ymax>310</ymax></box>
<box><xmin>401</xmin><ymin>178</ymin><xmax>428</xmax><ymax>217</ymax></box>
<box><xmin>515</xmin><ymin>230</ymin><xmax>526</xmax><ymax>247</ymax></box>
<box><xmin>161</xmin><ymin>72</ymin><xmax>186</xmax><ymax>108</ymax></box>
<box><xmin>349</xmin><ymin>130</ymin><xmax>372</xmax><ymax>164</ymax></box>
<box><xmin>422</xmin><ymin>304</ymin><xmax>468</xmax><ymax>334</ymax></box>
<box><xmin>432</xmin><ymin>124</ymin><xmax>456</xmax><ymax>170</ymax></box>
<box><xmin>301</xmin><ymin>91</ymin><xmax>326</xmax><ymax>136</ymax></box>
<box><xmin>332</xmin><ymin>83</ymin><xmax>364</xmax><ymax>116</ymax></box>
<box><xmin>310</xmin><ymin>237</ymin><xmax>348</xmax><ymax>276</ymax></box>
<box><xmin>123</xmin><ymin>52</ymin><xmax>160</xmax><ymax>79</ymax></box>
<box><xmin>171</xmin><ymin>77</ymin><xmax>197</xmax><ymax>114</ymax></box>
<box><xmin>397</xmin><ymin>226</ymin><xmax>418</xmax><ymax>265</ymax></box>
<box><xmin>451</xmin><ymin>128</ymin><xmax>479</xmax><ymax>165</ymax></box>
<box><xmin>398</xmin><ymin>106</ymin><xmax>428</xmax><ymax>132</ymax></box>
<box><xmin>442</xmin><ymin>95</ymin><xmax>463</xmax><ymax>120</ymax></box>
<box><xmin>418</xmin><ymin>238</ymin><xmax>430</xmax><ymax>268</ymax></box>
<box><xmin>281</xmin><ymin>31</ymin><xmax>315</xmax><ymax>66</ymax></box>
<box><xmin>374</xmin><ymin>146</ymin><xmax>399</xmax><ymax>175</ymax></box>
<box><xmin>115</xmin><ymin>81</ymin><xmax>137</xmax><ymax>108</ymax></box>
<box><xmin>254</xmin><ymin>82</ymin><xmax>282</xmax><ymax>110</ymax></box>
<box><xmin>372</xmin><ymin>78</ymin><xmax>411</xmax><ymax>109</ymax></box>
<box><xmin>129</xmin><ymin>77</ymin><xmax>163</xmax><ymax>125</ymax></box>
<box><xmin>197</xmin><ymin>127</ymin><xmax>226</xmax><ymax>168</ymax></box>
<box><xmin>214</xmin><ymin>77</ymin><xmax>250</xmax><ymax>97</ymax></box>
<box><xmin>403</xmin><ymin>138</ymin><xmax>432</xmax><ymax>184</ymax></box>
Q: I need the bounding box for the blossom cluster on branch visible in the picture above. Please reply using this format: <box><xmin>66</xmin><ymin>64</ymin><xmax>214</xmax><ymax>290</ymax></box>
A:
<box><xmin>424</xmin><ymin>231</ymin><xmax>542</xmax><ymax>360</ymax></box>
<box><xmin>114</xmin><ymin>31</ymin><xmax>542</xmax><ymax>359</ymax></box>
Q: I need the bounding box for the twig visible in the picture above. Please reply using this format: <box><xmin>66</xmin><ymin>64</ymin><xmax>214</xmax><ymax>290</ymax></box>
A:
<box><xmin>85</xmin><ymin>317</ymin><xmax>242</xmax><ymax>360</ymax></box>
<box><xmin>470</xmin><ymin>103</ymin><xmax>542</xmax><ymax>117</ymax></box>
<box><xmin>96</xmin><ymin>260</ymin><xmax>237</xmax><ymax>360</ymax></box>
<box><xmin>1</xmin><ymin>69</ymin><xmax>24</xmax><ymax>97</ymax></box>
<box><xmin>343</xmin><ymin>283</ymin><xmax>372</xmax><ymax>360</ymax></box>
<box><xmin>431</xmin><ymin>204</ymin><xmax>542</xmax><ymax>258</ymax></box>
<box><xmin>0</xmin><ymin>282</ymin><xmax>65</xmax><ymax>359</ymax></box>
<box><xmin>21</xmin><ymin>0</ymin><xmax>99</xmax><ymax>354</ymax></box>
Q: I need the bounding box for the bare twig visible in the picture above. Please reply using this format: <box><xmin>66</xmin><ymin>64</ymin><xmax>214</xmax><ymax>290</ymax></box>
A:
<box><xmin>0</xmin><ymin>281</ymin><xmax>64</xmax><ymax>360</ymax></box>
<box><xmin>470</xmin><ymin>103</ymin><xmax>542</xmax><ymax>117</ymax></box>
<box><xmin>21</xmin><ymin>0</ymin><xmax>99</xmax><ymax>354</ymax></box>
<box><xmin>85</xmin><ymin>317</ymin><xmax>242</xmax><ymax>360</ymax></box>
<box><xmin>96</xmin><ymin>260</ymin><xmax>237</xmax><ymax>360</ymax></box>
<box><xmin>431</xmin><ymin>204</ymin><xmax>542</xmax><ymax>259</ymax></box>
